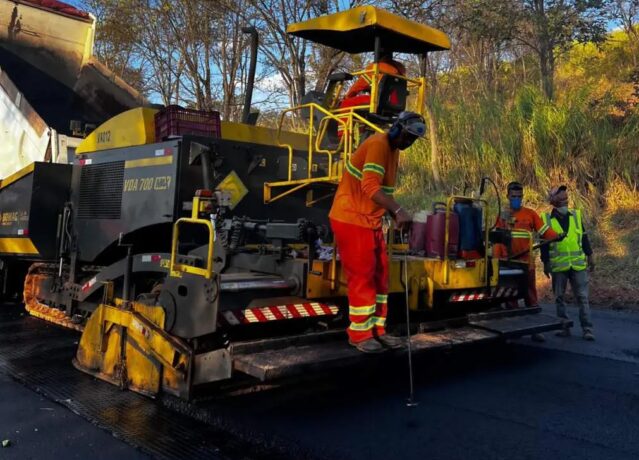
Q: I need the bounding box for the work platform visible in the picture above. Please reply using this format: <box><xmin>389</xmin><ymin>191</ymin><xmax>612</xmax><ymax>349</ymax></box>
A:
<box><xmin>232</xmin><ymin>307</ymin><xmax>568</xmax><ymax>381</ymax></box>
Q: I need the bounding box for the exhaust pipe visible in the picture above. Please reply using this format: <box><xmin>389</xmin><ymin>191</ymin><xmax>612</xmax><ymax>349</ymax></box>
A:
<box><xmin>241</xmin><ymin>26</ymin><xmax>259</xmax><ymax>124</ymax></box>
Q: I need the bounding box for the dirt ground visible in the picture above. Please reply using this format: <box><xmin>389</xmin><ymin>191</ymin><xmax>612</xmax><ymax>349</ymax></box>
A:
<box><xmin>536</xmin><ymin>268</ymin><xmax>639</xmax><ymax>311</ymax></box>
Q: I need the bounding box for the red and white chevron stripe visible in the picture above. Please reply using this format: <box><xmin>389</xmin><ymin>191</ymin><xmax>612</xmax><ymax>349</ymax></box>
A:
<box><xmin>218</xmin><ymin>302</ymin><xmax>339</xmax><ymax>326</ymax></box>
<box><xmin>449</xmin><ymin>288</ymin><xmax>519</xmax><ymax>302</ymax></box>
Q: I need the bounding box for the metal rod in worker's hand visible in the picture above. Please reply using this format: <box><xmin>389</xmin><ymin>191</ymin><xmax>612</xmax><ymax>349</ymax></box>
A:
<box><xmin>507</xmin><ymin>236</ymin><xmax>562</xmax><ymax>261</ymax></box>
<box><xmin>401</xmin><ymin>231</ymin><xmax>418</xmax><ymax>407</ymax></box>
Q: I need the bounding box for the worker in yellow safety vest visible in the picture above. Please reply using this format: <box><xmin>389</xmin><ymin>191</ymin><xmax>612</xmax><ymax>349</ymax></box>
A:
<box><xmin>540</xmin><ymin>185</ymin><xmax>595</xmax><ymax>341</ymax></box>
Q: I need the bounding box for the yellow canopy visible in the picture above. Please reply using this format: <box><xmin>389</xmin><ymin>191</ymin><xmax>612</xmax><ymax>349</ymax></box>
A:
<box><xmin>287</xmin><ymin>6</ymin><xmax>450</xmax><ymax>54</ymax></box>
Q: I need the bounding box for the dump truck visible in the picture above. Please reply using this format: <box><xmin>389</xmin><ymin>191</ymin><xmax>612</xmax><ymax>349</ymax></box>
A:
<box><xmin>0</xmin><ymin>6</ymin><xmax>568</xmax><ymax>399</ymax></box>
<box><xmin>0</xmin><ymin>0</ymin><xmax>144</xmax><ymax>178</ymax></box>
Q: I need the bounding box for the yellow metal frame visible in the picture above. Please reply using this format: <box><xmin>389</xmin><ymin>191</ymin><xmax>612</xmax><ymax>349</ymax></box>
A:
<box><xmin>277</xmin><ymin>103</ymin><xmax>345</xmax><ymax>182</ymax></box>
<box><xmin>306</xmin><ymin>255</ymin><xmax>499</xmax><ymax>310</ymax></box>
<box><xmin>263</xmin><ymin>62</ymin><xmax>427</xmax><ymax>205</ymax></box>
<box><xmin>264</xmin><ymin>102</ymin><xmax>389</xmax><ymax>204</ymax></box>
<box><xmin>170</xmin><ymin>216</ymin><xmax>215</xmax><ymax>279</ymax></box>
<box><xmin>169</xmin><ymin>218</ymin><xmax>214</xmax><ymax>279</ymax></box>
<box><xmin>168</xmin><ymin>194</ymin><xmax>216</xmax><ymax>279</ymax></box>
<box><xmin>264</xmin><ymin>103</ymin><xmax>347</xmax><ymax>203</ymax></box>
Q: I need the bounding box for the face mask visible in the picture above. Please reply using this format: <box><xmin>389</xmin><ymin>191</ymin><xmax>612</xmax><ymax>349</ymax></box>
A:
<box><xmin>556</xmin><ymin>206</ymin><xmax>569</xmax><ymax>215</ymax></box>
<box><xmin>398</xmin><ymin>133</ymin><xmax>418</xmax><ymax>150</ymax></box>
<box><xmin>509</xmin><ymin>197</ymin><xmax>522</xmax><ymax>210</ymax></box>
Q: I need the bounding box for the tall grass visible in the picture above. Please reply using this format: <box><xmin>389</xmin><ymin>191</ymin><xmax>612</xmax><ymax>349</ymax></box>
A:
<box><xmin>398</xmin><ymin>85</ymin><xmax>639</xmax><ymax>223</ymax></box>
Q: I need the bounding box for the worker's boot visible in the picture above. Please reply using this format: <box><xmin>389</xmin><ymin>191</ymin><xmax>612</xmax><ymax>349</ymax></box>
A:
<box><xmin>583</xmin><ymin>329</ymin><xmax>595</xmax><ymax>341</ymax></box>
<box><xmin>376</xmin><ymin>334</ymin><xmax>405</xmax><ymax>349</ymax></box>
<box><xmin>530</xmin><ymin>333</ymin><xmax>546</xmax><ymax>343</ymax></box>
<box><xmin>349</xmin><ymin>338</ymin><xmax>385</xmax><ymax>353</ymax></box>
<box><xmin>555</xmin><ymin>327</ymin><xmax>571</xmax><ymax>338</ymax></box>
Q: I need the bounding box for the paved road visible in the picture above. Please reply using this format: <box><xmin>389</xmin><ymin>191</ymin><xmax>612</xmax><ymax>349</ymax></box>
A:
<box><xmin>0</xmin><ymin>372</ymin><xmax>148</xmax><ymax>459</ymax></box>
<box><xmin>1</xmin><ymin>304</ymin><xmax>638</xmax><ymax>460</ymax></box>
<box><xmin>201</xmin><ymin>304</ymin><xmax>639</xmax><ymax>460</ymax></box>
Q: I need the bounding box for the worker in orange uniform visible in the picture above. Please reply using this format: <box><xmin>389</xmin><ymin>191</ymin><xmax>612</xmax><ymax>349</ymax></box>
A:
<box><xmin>495</xmin><ymin>181</ymin><xmax>560</xmax><ymax>342</ymax></box>
<box><xmin>337</xmin><ymin>52</ymin><xmax>406</xmax><ymax>140</ymax></box>
<box><xmin>329</xmin><ymin>111</ymin><xmax>426</xmax><ymax>353</ymax></box>
<box><xmin>342</xmin><ymin>52</ymin><xmax>406</xmax><ymax>106</ymax></box>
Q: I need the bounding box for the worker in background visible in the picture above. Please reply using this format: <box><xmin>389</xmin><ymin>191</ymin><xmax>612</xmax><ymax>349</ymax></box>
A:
<box><xmin>495</xmin><ymin>181</ymin><xmax>560</xmax><ymax>343</ymax></box>
<box><xmin>337</xmin><ymin>51</ymin><xmax>406</xmax><ymax>140</ymax></box>
<box><xmin>342</xmin><ymin>51</ymin><xmax>406</xmax><ymax>105</ymax></box>
<box><xmin>541</xmin><ymin>185</ymin><xmax>595</xmax><ymax>341</ymax></box>
<box><xmin>329</xmin><ymin>111</ymin><xmax>425</xmax><ymax>353</ymax></box>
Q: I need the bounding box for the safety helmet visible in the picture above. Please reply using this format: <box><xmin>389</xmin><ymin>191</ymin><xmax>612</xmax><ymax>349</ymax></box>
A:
<box><xmin>396</xmin><ymin>111</ymin><xmax>427</xmax><ymax>138</ymax></box>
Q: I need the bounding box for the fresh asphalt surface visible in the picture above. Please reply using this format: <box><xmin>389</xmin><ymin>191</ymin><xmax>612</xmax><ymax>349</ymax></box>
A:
<box><xmin>1</xmin><ymin>304</ymin><xmax>638</xmax><ymax>460</ymax></box>
<box><xmin>0</xmin><ymin>372</ymin><xmax>148</xmax><ymax>459</ymax></box>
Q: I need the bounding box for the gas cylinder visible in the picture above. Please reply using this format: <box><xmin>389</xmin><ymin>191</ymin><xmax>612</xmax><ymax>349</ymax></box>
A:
<box><xmin>454</xmin><ymin>200</ymin><xmax>483</xmax><ymax>259</ymax></box>
<box><xmin>426</xmin><ymin>202</ymin><xmax>459</xmax><ymax>259</ymax></box>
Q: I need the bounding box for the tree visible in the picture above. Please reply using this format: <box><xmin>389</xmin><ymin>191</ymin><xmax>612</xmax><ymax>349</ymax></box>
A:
<box><xmin>389</xmin><ymin>0</ymin><xmax>456</xmax><ymax>190</ymax></box>
<box><xmin>81</xmin><ymin>0</ymin><xmax>148</xmax><ymax>96</ymax></box>
<box><xmin>517</xmin><ymin>0</ymin><xmax>609</xmax><ymax>100</ymax></box>
<box><xmin>235</xmin><ymin>0</ymin><xmax>362</xmax><ymax>111</ymax></box>
<box><xmin>132</xmin><ymin>2</ymin><xmax>184</xmax><ymax>106</ymax></box>
<box><xmin>606</xmin><ymin>1</ymin><xmax>639</xmax><ymax>66</ymax></box>
<box><xmin>608</xmin><ymin>0</ymin><xmax>639</xmax><ymax>41</ymax></box>
<box><xmin>213</xmin><ymin>1</ymin><xmax>252</xmax><ymax>120</ymax></box>
<box><xmin>449</xmin><ymin>0</ymin><xmax>522</xmax><ymax>96</ymax></box>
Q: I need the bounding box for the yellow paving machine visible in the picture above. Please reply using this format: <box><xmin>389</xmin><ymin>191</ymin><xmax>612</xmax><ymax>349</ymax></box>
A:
<box><xmin>0</xmin><ymin>6</ymin><xmax>567</xmax><ymax>399</ymax></box>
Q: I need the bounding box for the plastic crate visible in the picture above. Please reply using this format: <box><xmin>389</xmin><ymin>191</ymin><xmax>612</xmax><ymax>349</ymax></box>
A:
<box><xmin>154</xmin><ymin>105</ymin><xmax>222</xmax><ymax>141</ymax></box>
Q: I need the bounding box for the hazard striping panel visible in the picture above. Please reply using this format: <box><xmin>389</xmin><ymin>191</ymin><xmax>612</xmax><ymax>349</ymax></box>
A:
<box><xmin>449</xmin><ymin>287</ymin><xmax>519</xmax><ymax>302</ymax></box>
<box><xmin>218</xmin><ymin>302</ymin><xmax>339</xmax><ymax>327</ymax></box>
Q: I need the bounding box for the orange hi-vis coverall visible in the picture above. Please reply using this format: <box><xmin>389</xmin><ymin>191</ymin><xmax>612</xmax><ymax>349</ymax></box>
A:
<box><xmin>494</xmin><ymin>207</ymin><xmax>558</xmax><ymax>307</ymax></box>
<box><xmin>329</xmin><ymin>133</ymin><xmax>399</xmax><ymax>343</ymax></box>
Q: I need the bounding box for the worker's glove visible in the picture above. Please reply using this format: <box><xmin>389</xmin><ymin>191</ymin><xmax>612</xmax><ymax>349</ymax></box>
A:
<box><xmin>543</xmin><ymin>262</ymin><xmax>551</xmax><ymax>279</ymax></box>
<box><xmin>587</xmin><ymin>255</ymin><xmax>595</xmax><ymax>273</ymax></box>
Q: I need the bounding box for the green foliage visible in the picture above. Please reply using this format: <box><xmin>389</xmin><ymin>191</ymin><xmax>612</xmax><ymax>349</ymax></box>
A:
<box><xmin>397</xmin><ymin>29</ymin><xmax>639</xmax><ymax>223</ymax></box>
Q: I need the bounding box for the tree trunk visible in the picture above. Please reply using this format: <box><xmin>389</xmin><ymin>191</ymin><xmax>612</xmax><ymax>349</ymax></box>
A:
<box><xmin>425</xmin><ymin>100</ymin><xmax>443</xmax><ymax>190</ymax></box>
<box><xmin>534</xmin><ymin>0</ymin><xmax>554</xmax><ymax>100</ymax></box>
<box><xmin>421</xmin><ymin>55</ymin><xmax>442</xmax><ymax>190</ymax></box>
<box><xmin>539</xmin><ymin>44</ymin><xmax>554</xmax><ymax>100</ymax></box>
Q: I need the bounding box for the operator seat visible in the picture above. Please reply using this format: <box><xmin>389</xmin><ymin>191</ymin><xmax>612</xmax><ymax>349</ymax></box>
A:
<box><xmin>375</xmin><ymin>74</ymin><xmax>408</xmax><ymax>117</ymax></box>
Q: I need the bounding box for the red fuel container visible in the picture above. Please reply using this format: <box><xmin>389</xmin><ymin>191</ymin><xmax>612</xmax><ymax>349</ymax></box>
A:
<box><xmin>409</xmin><ymin>211</ymin><xmax>430</xmax><ymax>254</ymax></box>
<box><xmin>426</xmin><ymin>203</ymin><xmax>459</xmax><ymax>259</ymax></box>
<box><xmin>409</xmin><ymin>221</ymin><xmax>428</xmax><ymax>253</ymax></box>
